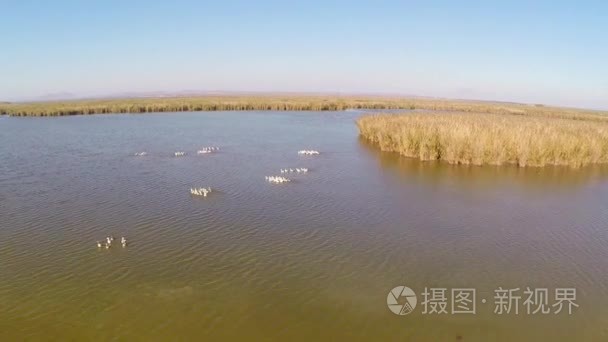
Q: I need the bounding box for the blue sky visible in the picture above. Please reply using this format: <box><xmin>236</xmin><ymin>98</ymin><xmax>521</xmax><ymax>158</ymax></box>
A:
<box><xmin>1</xmin><ymin>0</ymin><xmax>607</xmax><ymax>108</ymax></box>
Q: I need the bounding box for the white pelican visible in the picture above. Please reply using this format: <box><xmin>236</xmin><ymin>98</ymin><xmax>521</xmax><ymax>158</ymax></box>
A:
<box><xmin>174</xmin><ymin>152</ymin><xmax>186</xmax><ymax>157</ymax></box>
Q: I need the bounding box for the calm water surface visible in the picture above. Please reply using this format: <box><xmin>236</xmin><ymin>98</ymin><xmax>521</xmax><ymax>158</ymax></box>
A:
<box><xmin>1</xmin><ymin>111</ymin><xmax>608</xmax><ymax>341</ymax></box>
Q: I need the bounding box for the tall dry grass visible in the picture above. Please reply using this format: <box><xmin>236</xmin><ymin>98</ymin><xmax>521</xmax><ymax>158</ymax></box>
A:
<box><xmin>1</xmin><ymin>95</ymin><xmax>607</xmax><ymax>120</ymax></box>
<box><xmin>357</xmin><ymin>113</ymin><xmax>608</xmax><ymax>167</ymax></box>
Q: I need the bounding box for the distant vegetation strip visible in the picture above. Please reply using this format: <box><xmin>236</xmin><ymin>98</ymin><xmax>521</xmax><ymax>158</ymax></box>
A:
<box><xmin>1</xmin><ymin>96</ymin><xmax>607</xmax><ymax>120</ymax></box>
<box><xmin>357</xmin><ymin>112</ymin><xmax>608</xmax><ymax>168</ymax></box>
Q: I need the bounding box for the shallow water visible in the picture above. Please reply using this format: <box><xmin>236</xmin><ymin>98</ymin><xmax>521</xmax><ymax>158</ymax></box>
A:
<box><xmin>1</xmin><ymin>111</ymin><xmax>607</xmax><ymax>341</ymax></box>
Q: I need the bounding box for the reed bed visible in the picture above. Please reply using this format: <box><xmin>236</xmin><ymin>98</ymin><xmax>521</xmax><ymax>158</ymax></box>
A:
<box><xmin>357</xmin><ymin>113</ymin><xmax>608</xmax><ymax>167</ymax></box>
<box><xmin>1</xmin><ymin>95</ymin><xmax>607</xmax><ymax>121</ymax></box>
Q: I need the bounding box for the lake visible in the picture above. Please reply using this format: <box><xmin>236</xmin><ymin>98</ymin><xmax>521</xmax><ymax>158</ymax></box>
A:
<box><xmin>1</xmin><ymin>111</ymin><xmax>607</xmax><ymax>341</ymax></box>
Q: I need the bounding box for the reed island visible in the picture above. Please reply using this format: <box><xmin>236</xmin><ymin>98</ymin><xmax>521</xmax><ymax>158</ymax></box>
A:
<box><xmin>357</xmin><ymin>111</ymin><xmax>608</xmax><ymax>168</ymax></box>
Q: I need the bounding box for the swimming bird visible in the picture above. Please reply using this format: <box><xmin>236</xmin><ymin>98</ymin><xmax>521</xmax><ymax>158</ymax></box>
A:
<box><xmin>96</xmin><ymin>241</ymin><xmax>102</xmax><ymax>248</ymax></box>
<box><xmin>174</xmin><ymin>151</ymin><xmax>186</xmax><ymax>156</ymax></box>
<box><xmin>106</xmin><ymin>237</ymin><xmax>112</xmax><ymax>245</ymax></box>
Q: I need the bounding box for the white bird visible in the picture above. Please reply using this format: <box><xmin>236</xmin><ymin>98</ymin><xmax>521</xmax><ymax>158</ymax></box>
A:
<box><xmin>106</xmin><ymin>237</ymin><xmax>112</xmax><ymax>244</ymax></box>
<box><xmin>96</xmin><ymin>241</ymin><xmax>102</xmax><ymax>248</ymax></box>
<box><xmin>174</xmin><ymin>151</ymin><xmax>186</xmax><ymax>156</ymax></box>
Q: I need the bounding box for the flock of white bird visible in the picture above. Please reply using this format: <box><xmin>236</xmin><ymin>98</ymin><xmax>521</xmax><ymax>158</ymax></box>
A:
<box><xmin>135</xmin><ymin>148</ymin><xmax>221</xmax><ymax>157</ymax></box>
<box><xmin>197</xmin><ymin>146</ymin><xmax>219</xmax><ymax>154</ymax></box>
<box><xmin>96</xmin><ymin>235</ymin><xmax>127</xmax><ymax>249</ymax></box>
<box><xmin>265</xmin><ymin>176</ymin><xmax>291</xmax><ymax>184</ymax></box>
<box><xmin>114</xmin><ymin>147</ymin><xmax>321</xmax><ymax>248</ymax></box>
<box><xmin>280</xmin><ymin>168</ymin><xmax>308</xmax><ymax>173</ymax></box>
<box><xmin>190</xmin><ymin>187</ymin><xmax>212</xmax><ymax>197</ymax></box>
<box><xmin>134</xmin><ymin>147</ymin><xmax>320</xmax><ymax>189</ymax></box>
<box><xmin>266</xmin><ymin>150</ymin><xmax>319</xmax><ymax>184</ymax></box>
<box><xmin>298</xmin><ymin>150</ymin><xmax>320</xmax><ymax>155</ymax></box>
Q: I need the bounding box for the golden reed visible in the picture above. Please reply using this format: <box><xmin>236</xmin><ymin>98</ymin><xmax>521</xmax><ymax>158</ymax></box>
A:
<box><xmin>357</xmin><ymin>112</ymin><xmax>608</xmax><ymax>168</ymax></box>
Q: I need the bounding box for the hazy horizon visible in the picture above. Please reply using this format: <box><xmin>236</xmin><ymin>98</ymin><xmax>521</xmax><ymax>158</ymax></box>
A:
<box><xmin>1</xmin><ymin>1</ymin><xmax>607</xmax><ymax>109</ymax></box>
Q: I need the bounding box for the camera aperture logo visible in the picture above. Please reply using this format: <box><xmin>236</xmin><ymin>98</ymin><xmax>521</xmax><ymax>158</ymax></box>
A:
<box><xmin>387</xmin><ymin>286</ymin><xmax>417</xmax><ymax>315</ymax></box>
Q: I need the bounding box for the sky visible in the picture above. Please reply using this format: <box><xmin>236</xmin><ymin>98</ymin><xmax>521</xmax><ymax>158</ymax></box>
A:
<box><xmin>1</xmin><ymin>0</ymin><xmax>607</xmax><ymax>109</ymax></box>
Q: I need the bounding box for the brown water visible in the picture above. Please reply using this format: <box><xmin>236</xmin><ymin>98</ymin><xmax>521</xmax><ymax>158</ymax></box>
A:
<box><xmin>1</xmin><ymin>111</ymin><xmax>607</xmax><ymax>341</ymax></box>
